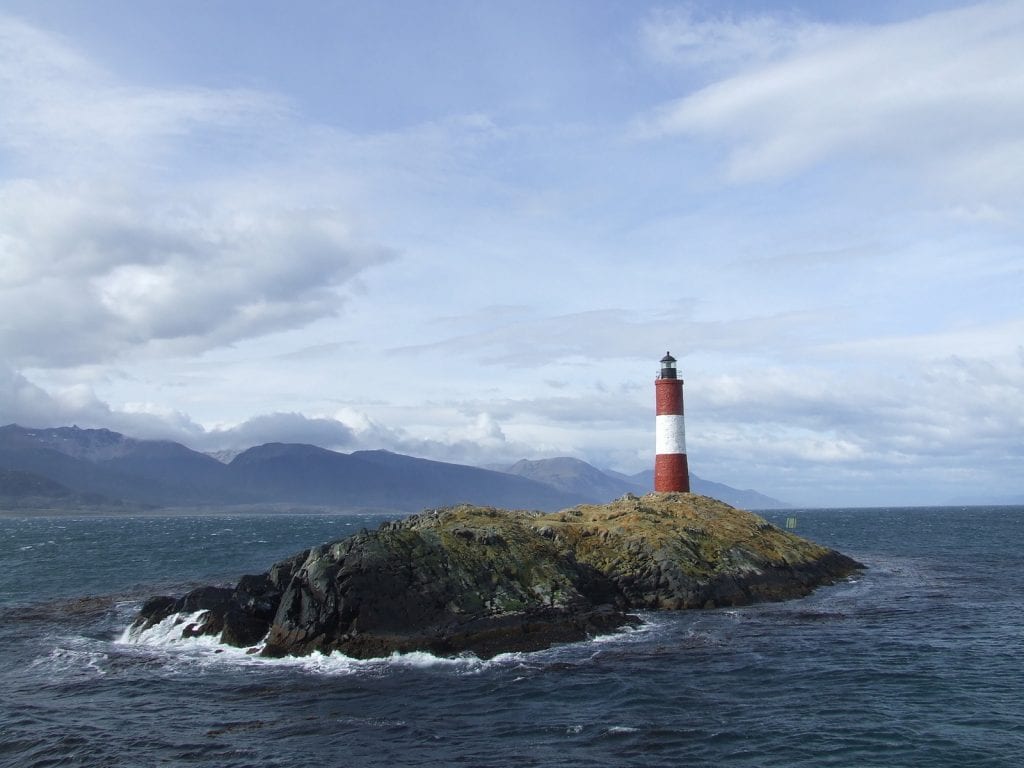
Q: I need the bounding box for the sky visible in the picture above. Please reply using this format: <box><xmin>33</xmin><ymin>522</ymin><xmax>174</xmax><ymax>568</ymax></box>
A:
<box><xmin>0</xmin><ymin>0</ymin><xmax>1022</xmax><ymax>507</ymax></box>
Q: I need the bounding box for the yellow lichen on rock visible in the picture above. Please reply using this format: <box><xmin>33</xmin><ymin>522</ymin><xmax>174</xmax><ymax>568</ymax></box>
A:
<box><xmin>534</xmin><ymin>492</ymin><xmax>828</xmax><ymax>578</ymax></box>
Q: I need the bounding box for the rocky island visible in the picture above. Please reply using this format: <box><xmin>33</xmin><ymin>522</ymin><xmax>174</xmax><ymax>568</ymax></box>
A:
<box><xmin>130</xmin><ymin>493</ymin><xmax>862</xmax><ymax>658</ymax></box>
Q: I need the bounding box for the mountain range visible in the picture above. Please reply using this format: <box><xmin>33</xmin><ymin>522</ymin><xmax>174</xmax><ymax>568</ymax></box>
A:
<box><xmin>0</xmin><ymin>424</ymin><xmax>789</xmax><ymax>513</ymax></box>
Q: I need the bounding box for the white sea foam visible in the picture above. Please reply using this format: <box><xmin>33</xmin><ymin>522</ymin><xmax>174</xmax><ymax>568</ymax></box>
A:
<box><xmin>589</xmin><ymin>616</ymin><xmax>657</xmax><ymax>643</ymax></box>
<box><xmin>119</xmin><ymin>609</ymin><xmax>214</xmax><ymax>647</ymax></box>
<box><xmin>117</xmin><ymin>612</ymin><xmax>508</xmax><ymax>675</ymax></box>
<box><xmin>335</xmin><ymin>715</ymin><xmax>408</xmax><ymax>730</ymax></box>
<box><xmin>114</xmin><ymin>609</ymin><xmax>665</xmax><ymax>676</ymax></box>
<box><xmin>30</xmin><ymin>646</ymin><xmax>110</xmax><ymax>679</ymax></box>
<box><xmin>279</xmin><ymin>649</ymin><xmax>499</xmax><ymax>676</ymax></box>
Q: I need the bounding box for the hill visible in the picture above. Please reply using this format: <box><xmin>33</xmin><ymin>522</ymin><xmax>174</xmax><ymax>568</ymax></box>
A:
<box><xmin>0</xmin><ymin>468</ymin><xmax>140</xmax><ymax>512</ymax></box>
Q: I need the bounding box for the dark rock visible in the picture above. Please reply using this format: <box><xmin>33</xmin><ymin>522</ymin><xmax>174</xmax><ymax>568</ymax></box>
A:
<box><xmin>131</xmin><ymin>550</ymin><xmax>308</xmax><ymax>645</ymax></box>
<box><xmin>131</xmin><ymin>494</ymin><xmax>862</xmax><ymax>659</ymax></box>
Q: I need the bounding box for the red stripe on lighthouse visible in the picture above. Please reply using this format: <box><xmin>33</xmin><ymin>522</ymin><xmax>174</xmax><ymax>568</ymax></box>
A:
<box><xmin>655</xmin><ymin>453</ymin><xmax>690</xmax><ymax>492</ymax></box>
<box><xmin>656</xmin><ymin>378</ymin><xmax>682</xmax><ymax>415</ymax></box>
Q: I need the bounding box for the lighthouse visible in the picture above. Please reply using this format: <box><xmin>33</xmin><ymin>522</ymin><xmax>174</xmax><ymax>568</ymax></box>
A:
<box><xmin>655</xmin><ymin>352</ymin><xmax>690</xmax><ymax>492</ymax></box>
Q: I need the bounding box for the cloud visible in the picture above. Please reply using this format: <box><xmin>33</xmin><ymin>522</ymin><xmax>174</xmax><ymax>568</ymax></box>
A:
<box><xmin>0</xmin><ymin>364</ymin><xmax>353</xmax><ymax>451</ymax></box>
<box><xmin>0</xmin><ymin>16</ymin><xmax>394</xmax><ymax>368</ymax></box>
<box><xmin>0</xmin><ymin>182</ymin><xmax>393</xmax><ymax>367</ymax></box>
<box><xmin>640</xmin><ymin>6</ymin><xmax>838</xmax><ymax>72</ymax></box>
<box><xmin>816</xmin><ymin>318</ymin><xmax>1024</xmax><ymax>364</ymax></box>
<box><xmin>395</xmin><ymin>306</ymin><xmax>830</xmax><ymax>367</ymax></box>
<box><xmin>688</xmin><ymin>348</ymin><xmax>1024</xmax><ymax>502</ymax></box>
<box><xmin>0</xmin><ymin>366</ymin><xmax>386</xmax><ymax>454</ymax></box>
<box><xmin>0</xmin><ymin>15</ymin><xmax>282</xmax><ymax>176</ymax></box>
<box><xmin>0</xmin><ymin>362</ymin><xmax>203</xmax><ymax>439</ymax></box>
<box><xmin>204</xmin><ymin>412</ymin><xmax>356</xmax><ymax>451</ymax></box>
<box><xmin>0</xmin><ymin>365</ymin><xmax>535</xmax><ymax>465</ymax></box>
<box><xmin>714</xmin><ymin>356</ymin><xmax>1024</xmax><ymax>455</ymax></box>
<box><xmin>637</xmin><ymin>1</ymin><xmax>1024</xmax><ymax>196</ymax></box>
<box><xmin>0</xmin><ymin>366</ymin><xmax>65</xmax><ymax>427</ymax></box>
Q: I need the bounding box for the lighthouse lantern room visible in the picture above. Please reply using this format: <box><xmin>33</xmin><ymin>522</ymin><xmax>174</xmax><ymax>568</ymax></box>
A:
<box><xmin>654</xmin><ymin>351</ymin><xmax>690</xmax><ymax>493</ymax></box>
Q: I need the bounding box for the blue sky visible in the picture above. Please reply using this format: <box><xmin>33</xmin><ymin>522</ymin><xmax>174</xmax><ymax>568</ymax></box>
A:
<box><xmin>1</xmin><ymin>1</ymin><xmax>1021</xmax><ymax>507</ymax></box>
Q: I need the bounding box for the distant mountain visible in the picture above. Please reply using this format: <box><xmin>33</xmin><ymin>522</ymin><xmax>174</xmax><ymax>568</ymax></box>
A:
<box><xmin>504</xmin><ymin>458</ymin><xmax>789</xmax><ymax>509</ymax></box>
<box><xmin>0</xmin><ymin>424</ymin><xmax>790</xmax><ymax>514</ymax></box>
<box><xmin>625</xmin><ymin>468</ymin><xmax>790</xmax><ymax>510</ymax></box>
<box><xmin>0</xmin><ymin>468</ymin><xmax>138</xmax><ymax>511</ymax></box>
<box><xmin>0</xmin><ymin>425</ymin><xmax>580</xmax><ymax>513</ymax></box>
<box><xmin>226</xmin><ymin>444</ymin><xmax>578</xmax><ymax>511</ymax></box>
<box><xmin>503</xmin><ymin>457</ymin><xmax>639</xmax><ymax>503</ymax></box>
<box><xmin>698</xmin><ymin>477</ymin><xmax>788</xmax><ymax>509</ymax></box>
<box><xmin>0</xmin><ymin>424</ymin><xmax>247</xmax><ymax>506</ymax></box>
<box><xmin>350</xmin><ymin>450</ymin><xmax>580</xmax><ymax>511</ymax></box>
<box><xmin>947</xmin><ymin>494</ymin><xmax>1024</xmax><ymax>506</ymax></box>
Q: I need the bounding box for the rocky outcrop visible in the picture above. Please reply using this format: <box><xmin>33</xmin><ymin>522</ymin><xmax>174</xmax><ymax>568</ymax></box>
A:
<box><xmin>130</xmin><ymin>493</ymin><xmax>861</xmax><ymax>659</ymax></box>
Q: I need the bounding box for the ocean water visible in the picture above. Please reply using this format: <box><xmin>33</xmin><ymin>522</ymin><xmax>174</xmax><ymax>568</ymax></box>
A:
<box><xmin>1</xmin><ymin>506</ymin><xmax>1021</xmax><ymax>767</ymax></box>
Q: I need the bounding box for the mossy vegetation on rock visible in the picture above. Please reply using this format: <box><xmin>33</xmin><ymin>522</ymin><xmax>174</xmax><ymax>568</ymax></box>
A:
<box><xmin>131</xmin><ymin>493</ymin><xmax>861</xmax><ymax>659</ymax></box>
<box><xmin>536</xmin><ymin>492</ymin><xmax>849</xmax><ymax>610</ymax></box>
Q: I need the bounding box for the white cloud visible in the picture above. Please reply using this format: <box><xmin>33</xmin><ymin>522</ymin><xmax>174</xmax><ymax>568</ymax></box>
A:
<box><xmin>640</xmin><ymin>6</ymin><xmax>839</xmax><ymax>71</ymax></box>
<box><xmin>395</xmin><ymin>305</ymin><xmax>829</xmax><ymax>366</ymax></box>
<box><xmin>0</xmin><ymin>15</ymin><xmax>283</xmax><ymax>176</ymax></box>
<box><xmin>0</xmin><ymin>16</ymin><xmax>394</xmax><ymax>369</ymax></box>
<box><xmin>637</xmin><ymin>1</ymin><xmax>1024</xmax><ymax>197</ymax></box>
<box><xmin>0</xmin><ymin>182</ymin><xmax>392</xmax><ymax>367</ymax></box>
<box><xmin>817</xmin><ymin>318</ymin><xmax>1024</xmax><ymax>363</ymax></box>
<box><xmin>0</xmin><ymin>365</ymin><xmax>542</xmax><ymax>466</ymax></box>
<box><xmin>0</xmin><ymin>362</ymin><xmax>202</xmax><ymax>439</ymax></box>
<box><xmin>0</xmin><ymin>366</ymin><xmax>63</xmax><ymax>426</ymax></box>
<box><xmin>687</xmin><ymin>347</ymin><xmax>1024</xmax><ymax>502</ymax></box>
<box><xmin>204</xmin><ymin>412</ymin><xmax>356</xmax><ymax>451</ymax></box>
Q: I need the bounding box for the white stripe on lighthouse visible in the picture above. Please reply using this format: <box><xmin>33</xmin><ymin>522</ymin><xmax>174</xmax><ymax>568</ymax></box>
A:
<box><xmin>656</xmin><ymin>414</ymin><xmax>686</xmax><ymax>455</ymax></box>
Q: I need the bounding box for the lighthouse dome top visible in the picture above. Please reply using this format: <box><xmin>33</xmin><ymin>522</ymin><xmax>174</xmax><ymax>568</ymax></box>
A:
<box><xmin>660</xmin><ymin>352</ymin><xmax>676</xmax><ymax>364</ymax></box>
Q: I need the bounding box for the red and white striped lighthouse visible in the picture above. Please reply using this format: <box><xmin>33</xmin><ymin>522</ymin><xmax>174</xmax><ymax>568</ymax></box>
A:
<box><xmin>655</xmin><ymin>351</ymin><xmax>690</xmax><ymax>493</ymax></box>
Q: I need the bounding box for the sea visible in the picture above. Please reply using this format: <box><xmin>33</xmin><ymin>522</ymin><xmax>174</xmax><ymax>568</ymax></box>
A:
<box><xmin>1</xmin><ymin>505</ymin><xmax>1021</xmax><ymax>768</ymax></box>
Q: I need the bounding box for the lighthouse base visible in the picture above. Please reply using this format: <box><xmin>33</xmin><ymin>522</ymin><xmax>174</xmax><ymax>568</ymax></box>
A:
<box><xmin>655</xmin><ymin>453</ymin><xmax>690</xmax><ymax>493</ymax></box>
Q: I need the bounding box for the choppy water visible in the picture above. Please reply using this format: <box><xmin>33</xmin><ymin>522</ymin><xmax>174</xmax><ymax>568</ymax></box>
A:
<box><xmin>1</xmin><ymin>506</ymin><xmax>1021</xmax><ymax>767</ymax></box>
